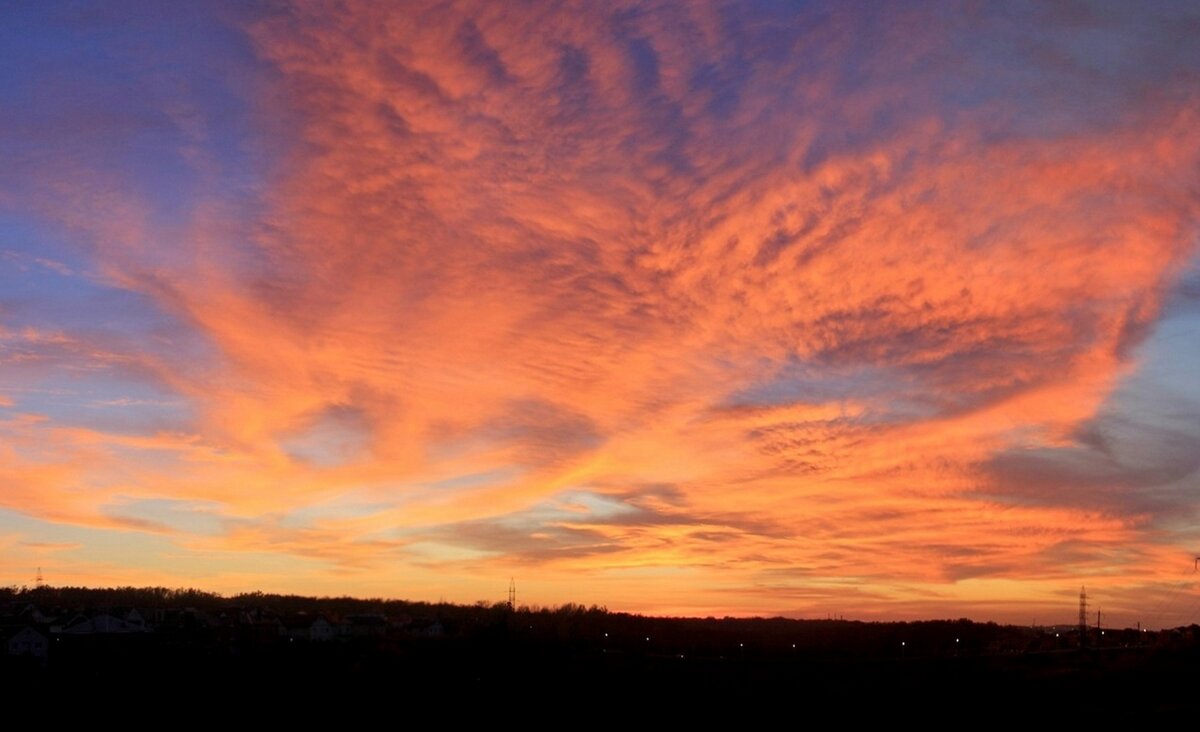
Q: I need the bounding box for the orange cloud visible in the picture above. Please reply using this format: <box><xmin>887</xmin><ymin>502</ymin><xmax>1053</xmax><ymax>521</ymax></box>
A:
<box><xmin>2</xmin><ymin>1</ymin><xmax>1199</xmax><ymax>623</ymax></box>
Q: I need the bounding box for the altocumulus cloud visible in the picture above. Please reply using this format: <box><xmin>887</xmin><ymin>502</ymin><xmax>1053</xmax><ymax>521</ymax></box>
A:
<box><xmin>0</xmin><ymin>1</ymin><xmax>1198</xmax><ymax>620</ymax></box>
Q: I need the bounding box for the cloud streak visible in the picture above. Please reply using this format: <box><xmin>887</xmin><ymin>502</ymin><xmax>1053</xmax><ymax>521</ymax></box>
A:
<box><xmin>1</xmin><ymin>1</ymin><xmax>1199</xmax><ymax>623</ymax></box>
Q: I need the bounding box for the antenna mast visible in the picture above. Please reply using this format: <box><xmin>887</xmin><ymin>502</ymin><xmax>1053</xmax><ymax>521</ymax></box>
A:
<box><xmin>508</xmin><ymin>577</ymin><xmax>516</xmax><ymax>611</ymax></box>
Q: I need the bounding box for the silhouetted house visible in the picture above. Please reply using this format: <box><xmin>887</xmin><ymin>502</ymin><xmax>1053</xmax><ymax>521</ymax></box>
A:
<box><xmin>341</xmin><ymin>614</ymin><xmax>389</xmax><ymax>638</ymax></box>
<box><xmin>409</xmin><ymin>618</ymin><xmax>444</xmax><ymax>638</ymax></box>
<box><xmin>51</xmin><ymin>613</ymin><xmax>83</xmax><ymax>634</ymax></box>
<box><xmin>281</xmin><ymin>614</ymin><xmax>336</xmax><ymax>642</ymax></box>
<box><xmin>6</xmin><ymin>626</ymin><xmax>49</xmax><ymax>664</ymax></box>
<box><xmin>3</xmin><ymin>602</ymin><xmax>55</xmax><ymax>626</ymax></box>
<box><xmin>158</xmin><ymin>607</ymin><xmax>216</xmax><ymax>633</ymax></box>
<box><xmin>114</xmin><ymin>607</ymin><xmax>148</xmax><ymax>630</ymax></box>
<box><xmin>245</xmin><ymin>616</ymin><xmax>284</xmax><ymax>643</ymax></box>
<box><xmin>60</xmin><ymin>612</ymin><xmax>148</xmax><ymax>634</ymax></box>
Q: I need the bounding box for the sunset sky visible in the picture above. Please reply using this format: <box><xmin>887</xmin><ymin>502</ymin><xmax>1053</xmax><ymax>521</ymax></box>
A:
<box><xmin>2</xmin><ymin>1</ymin><xmax>1199</xmax><ymax>626</ymax></box>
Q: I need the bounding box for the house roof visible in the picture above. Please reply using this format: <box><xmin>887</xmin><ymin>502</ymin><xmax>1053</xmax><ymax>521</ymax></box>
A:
<box><xmin>4</xmin><ymin>625</ymin><xmax>48</xmax><ymax>643</ymax></box>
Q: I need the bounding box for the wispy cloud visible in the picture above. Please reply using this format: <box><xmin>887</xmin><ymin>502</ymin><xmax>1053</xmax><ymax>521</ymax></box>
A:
<box><xmin>20</xmin><ymin>540</ymin><xmax>81</xmax><ymax>552</ymax></box>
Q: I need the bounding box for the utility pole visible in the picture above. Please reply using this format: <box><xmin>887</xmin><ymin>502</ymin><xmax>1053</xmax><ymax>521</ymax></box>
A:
<box><xmin>1078</xmin><ymin>586</ymin><xmax>1088</xmax><ymax>648</ymax></box>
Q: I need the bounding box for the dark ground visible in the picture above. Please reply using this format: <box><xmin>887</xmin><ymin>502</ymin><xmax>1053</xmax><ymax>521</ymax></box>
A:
<box><xmin>8</xmin><ymin>641</ymin><xmax>1200</xmax><ymax>721</ymax></box>
<box><xmin>4</xmin><ymin>587</ymin><xmax>1198</xmax><ymax>720</ymax></box>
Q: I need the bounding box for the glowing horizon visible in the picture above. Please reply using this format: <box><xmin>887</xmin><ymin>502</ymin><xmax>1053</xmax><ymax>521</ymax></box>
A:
<box><xmin>2</xmin><ymin>1</ymin><xmax>1199</xmax><ymax>626</ymax></box>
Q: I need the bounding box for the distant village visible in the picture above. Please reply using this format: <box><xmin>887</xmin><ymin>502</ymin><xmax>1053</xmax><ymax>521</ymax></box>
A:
<box><xmin>3</xmin><ymin>600</ymin><xmax>447</xmax><ymax>666</ymax></box>
<box><xmin>7</xmin><ymin>584</ymin><xmax>1200</xmax><ymax>716</ymax></box>
<box><xmin>5</xmin><ymin>584</ymin><xmax>1198</xmax><ymax>674</ymax></box>
<box><xmin>1</xmin><ymin>585</ymin><xmax>492</xmax><ymax>670</ymax></box>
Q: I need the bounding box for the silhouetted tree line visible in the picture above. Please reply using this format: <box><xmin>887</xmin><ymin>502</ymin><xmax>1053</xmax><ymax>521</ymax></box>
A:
<box><xmin>0</xmin><ymin>584</ymin><xmax>1178</xmax><ymax>657</ymax></box>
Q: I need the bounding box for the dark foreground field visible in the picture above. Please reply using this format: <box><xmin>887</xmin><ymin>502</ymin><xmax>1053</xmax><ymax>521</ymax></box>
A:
<box><xmin>10</xmin><ymin>641</ymin><xmax>1200</xmax><ymax>720</ymax></box>
<box><xmin>5</xmin><ymin>587</ymin><xmax>1199</xmax><ymax>720</ymax></box>
<box><xmin>9</xmin><ymin>628</ymin><xmax>1200</xmax><ymax>720</ymax></box>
